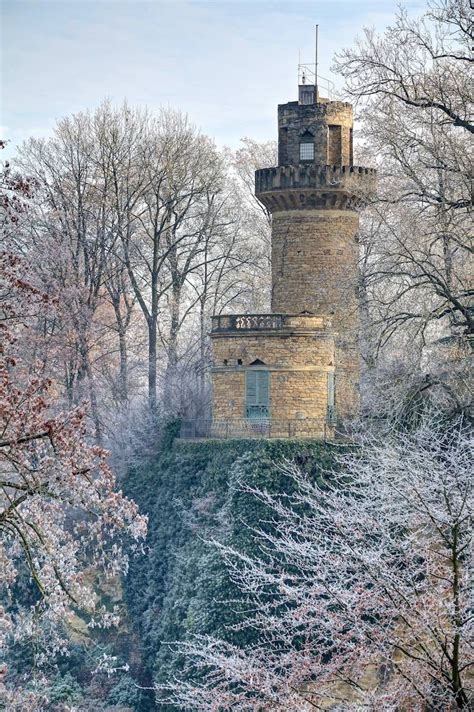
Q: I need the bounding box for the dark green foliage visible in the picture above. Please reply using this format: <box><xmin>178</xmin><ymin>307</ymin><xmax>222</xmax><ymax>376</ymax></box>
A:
<box><xmin>107</xmin><ymin>673</ymin><xmax>148</xmax><ymax>708</ymax></box>
<box><xmin>159</xmin><ymin>418</ymin><xmax>182</xmax><ymax>451</ymax></box>
<box><xmin>47</xmin><ymin>672</ymin><xmax>84</xmax><ymax>706</ymax></box>
<box><xmin>123</xmin><ymin>437</ymin><xmax>337</xmax><ymax>707</ymax></box>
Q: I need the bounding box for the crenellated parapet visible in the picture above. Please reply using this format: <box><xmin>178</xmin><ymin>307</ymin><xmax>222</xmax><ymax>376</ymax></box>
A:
<box><xmin>255</xmin><ymin>164</ymin><xmax>376</xmax><ymax>212</ymax></box>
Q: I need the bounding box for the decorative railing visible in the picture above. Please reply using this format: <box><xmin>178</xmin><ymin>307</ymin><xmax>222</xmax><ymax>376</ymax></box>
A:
<box><xmin>211</xmin><ymin>313</ymin><xmax>326</xmax><ymax>333</ymax></box>
<box><xmin>179</xmin><ymin>418</ymin><xmax>332</xmax><ymax>440</ymax></box>
<box><xmin>236</xmin><ymin>314</ymin><xmax>283</xmax><ymax>330</ymax></box>
<box><xmin>246</xmin><ymin>405</ymin><xmax>270</xmax><ymax>419</ymax></box>
<box><xmin>212</xmin><ymin>314</ymin><xmax>284</xmax><ymax>332</ymax></box>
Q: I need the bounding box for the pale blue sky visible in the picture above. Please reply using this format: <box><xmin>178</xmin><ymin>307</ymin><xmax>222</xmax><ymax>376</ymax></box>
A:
<box><xmin>1</xmin><ymin>0</ymin><xmax>425</xmax><ymax>158</ymax></box>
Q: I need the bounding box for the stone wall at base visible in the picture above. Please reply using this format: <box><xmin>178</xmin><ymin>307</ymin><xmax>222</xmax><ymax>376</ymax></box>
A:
<box><xmin>211</xmin><ymin>327</ymin><xmax>334</xmax><ymax>423</ymax></box>
<box><xmin>211</xmin><ymin>368</ymin><xmax>329</xmax><ymax>422</ymax></box>
<box><xmin>211</xmin><ymin>312</ymin><xmax>360</xmax><ymax>424</ymax></box>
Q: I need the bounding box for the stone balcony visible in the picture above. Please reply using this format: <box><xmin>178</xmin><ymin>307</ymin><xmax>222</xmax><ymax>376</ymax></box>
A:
<box><xmin>255</xmin><ymin>164</ymin><xmax>376</xmax><ymax>211</ymax></box>
<box><xmin>211</xmin><ymin>312</ymin><xmax>327</xmax><ymax>335</ymax></box>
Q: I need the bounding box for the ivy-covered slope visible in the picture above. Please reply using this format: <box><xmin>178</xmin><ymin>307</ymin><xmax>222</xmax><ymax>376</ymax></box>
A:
<box><xmin>123</xmin><ymin>436</ymin><xmax>337</xmax><ymax>707</ymax></box>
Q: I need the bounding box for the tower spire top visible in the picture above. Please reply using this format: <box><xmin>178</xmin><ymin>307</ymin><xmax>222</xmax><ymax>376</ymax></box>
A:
<box><xmin>315</xmin><ymin>24</ymin><xmax>319</xmax><ymax>102</ymax></box>
<box><xmin>297</xmin><ymin>27</ymin><xmax>335</xmax><ymax>103</ymax></box>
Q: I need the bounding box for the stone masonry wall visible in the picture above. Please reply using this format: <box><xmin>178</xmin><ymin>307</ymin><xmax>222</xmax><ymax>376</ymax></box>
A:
<box><xmin>278</xmin><ymin>100</ymin><xmax>353</xmax><ymax>166</ymax></box>
<box><xmin>212</xmin><ymin>330</ymin><xmax>334</xmax><ymax>369</ymax></box>
<box><xmin>211</xmin><ymin>330</ymin><xmax>335</xmax><ymax>422</ymax></box>
<box><xmin>212</xmin><ymin>368</ymin><xmax>329</xmax><ymax>423</ymax></box>
<box><xmin>270</xmin><ymin>209</ymin><xmax>361</xmax><ymax>421</ymax></box>
<box><xmin>271</xmin><ymin>210</ymin><xmax>359</xmax><ymax>325</ymax></box>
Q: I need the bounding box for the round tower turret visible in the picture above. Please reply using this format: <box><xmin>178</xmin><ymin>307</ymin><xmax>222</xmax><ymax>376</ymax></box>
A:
<box><xmin>255</xmin><ymin>89</ymin><xmax>376</xmax><ymax>420</ymax></box>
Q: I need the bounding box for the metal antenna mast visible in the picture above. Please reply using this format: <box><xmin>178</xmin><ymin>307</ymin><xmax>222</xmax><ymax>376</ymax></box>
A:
<box><xmin>315</xmin><ymin>24</ymin><xmax>319</xmax><ymax>101</ymax></box>
<box><xmin>298</xmin><ymin>26</ymin><xmax>335</xmax><ymax>100</ymax></box>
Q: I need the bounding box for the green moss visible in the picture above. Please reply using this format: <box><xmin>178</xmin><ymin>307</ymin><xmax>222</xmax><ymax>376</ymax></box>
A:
<box><xmin>123</xmin><ymin>437</ymin><xmax>337</xmax><ymax>704</ymax></box>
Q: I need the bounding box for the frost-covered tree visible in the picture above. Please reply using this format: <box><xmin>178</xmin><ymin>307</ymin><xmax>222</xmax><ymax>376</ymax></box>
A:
<box><xmin>334</xmin><ymin>0</ymin><xmax>472</xmax><ymax>404</ymax></box>
<box><xmin>0</xmin><ymin>252</ymin><xmax>147</xmax><ymax>674</ymax></box>
<box><xmin>160</xmin><ymin>417</ymin><xmax>473</xmax><ymax>710</ymax></box>
<box><xmin>13</xmin><ymin>105</ymin><xmax>272</xmax><ymax>424</ymax></box>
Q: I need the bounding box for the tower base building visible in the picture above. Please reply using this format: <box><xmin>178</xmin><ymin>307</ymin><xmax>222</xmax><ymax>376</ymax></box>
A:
<box><xmin>207</xmin><ymin>86</ymin><xmax>375</xmax><ymax>439</ymax></box>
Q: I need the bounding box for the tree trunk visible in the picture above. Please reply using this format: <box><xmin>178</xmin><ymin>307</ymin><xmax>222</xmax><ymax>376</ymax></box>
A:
<box><xmin>117</xmin><ymin>326</ymin><xmax>129</xmax><ymax>406</ymax></box>
<box><xmin>163</xmin><ymin>282</ymin><xmax>181</xmax><ymax>415</ymax></box>
<box><xmin>198</xmin><ymin>296</ymin><xmax>209</xmax><ymax>419</ymax></box>
<box><xmin>77</xmin><ymin>333</ymin><xmax>102</xmax><ymax>445</ymax></box>
<box><xmin>146</xmin><ymin>315</ymin><xmax>157</xmax><ymax>413</ymax></box>
<box><xmin>358</xmin><ymin>270</ymin><xmax>376</xmax><ymax>371</ymax></box>
<box><xmin>451</xmin><ymin>523</ymin><xmax>469</xmax><ymax>709</ymax></box>
<box><xmin>111</xmin><ymin>296</ymin><xmax>130</xmax><ymax>408</ymax></box>
<box><xmin>86</xmin><ymin>357</ymin><xmax>102</xmax><ymax>447</ymax></box>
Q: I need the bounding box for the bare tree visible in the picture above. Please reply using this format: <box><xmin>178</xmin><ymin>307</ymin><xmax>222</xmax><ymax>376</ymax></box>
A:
<box><xmin>107</xmin><ymin>109</ymin><xmax>225</xmax><ymax>413</ymax></box>
<box><xmin>233</xmin><ymin>137</ymin><xmax>276</xmax><ymax>298</ymax></box>
<box><xmin>0</xmin><ymin>252</ymin><xmax>146</xmax><ymax>665</ymax></box>
<box><xmin>15</xmin><ymin>108</ymin><xmax>139</xmax><ymax>442</ymax></box>
<box><xmin>335</xmin><ymin>0</ymin><xmax>472</xmax><ymax>133</ymax></box>
<box><xmin>334</xmin><ymin>0</ymin><xmax>473</xmax><ymax>411</ymax></box>
<box><xmin>160</xmin><ymin>417</ymin><xmax>473</xmax><ymax>710</ymax></box>
<box><xmin>11</xmin><ymin>103</ymin><xmax>277</xmax><ymax>430</ymax></box>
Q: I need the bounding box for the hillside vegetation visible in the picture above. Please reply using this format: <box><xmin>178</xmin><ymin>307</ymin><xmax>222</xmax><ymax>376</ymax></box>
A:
<box><xmin>123</xmin><ymin>434</ymin><xmax>338</xmax><ymax>705</ymax></box>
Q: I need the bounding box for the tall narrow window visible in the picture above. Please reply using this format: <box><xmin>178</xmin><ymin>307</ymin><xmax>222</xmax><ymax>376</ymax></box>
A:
<box><xmin>246</xmin><ymin>370</ymin><xmax>270</xmax><ymax>420</ymax></box>
<box><xmin>327</xmin><ymin>371</ymin><xmax>336</xmax><ymax>423</ymax></box>
<box><xmin>327</xmin><ymin>125</ymin><xmax>342</xmax><ymax>164</ymax></box>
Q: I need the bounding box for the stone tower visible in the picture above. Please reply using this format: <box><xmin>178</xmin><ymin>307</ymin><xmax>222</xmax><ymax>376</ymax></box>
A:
<box><xmin>207</xmin><ymin>82</ymin><xmax>375</xmax><ymax>439</ymax></box>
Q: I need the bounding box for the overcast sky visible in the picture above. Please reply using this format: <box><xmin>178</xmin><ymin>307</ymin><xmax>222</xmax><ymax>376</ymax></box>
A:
<box><xmin>2</xmin><ymin>0</ymin><xmax>425</xmax><ymax>159</ymax></box>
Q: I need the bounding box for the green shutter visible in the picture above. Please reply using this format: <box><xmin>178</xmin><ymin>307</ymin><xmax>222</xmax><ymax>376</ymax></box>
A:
<box><xmin>246</xmin><ymin>370</ymin><xmax>269</xmax><ymax>419</ymax></box>
<box><xmin>258</xmin><ymin>371</ymin><xmax>269</xmax><ymax>405</ymax></box>
<box><xmin>246</xmin><ymin>371</ymin><xmax>258</xmax><ymax>405</ymax></box>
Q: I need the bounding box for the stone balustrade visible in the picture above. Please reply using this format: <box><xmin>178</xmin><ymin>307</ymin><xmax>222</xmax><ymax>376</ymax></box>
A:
<box><xmin>211</xmin><ymin>313</ymin><xmax>326</xmax><ymax>333</ymax></box>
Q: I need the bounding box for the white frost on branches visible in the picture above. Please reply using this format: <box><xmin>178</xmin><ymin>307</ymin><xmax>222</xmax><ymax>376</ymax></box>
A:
<box><xmin>160</xmin><ymin>418</ymin><xmax>473</xmax><ymax>710</ymax></box>
<box><xmin>0</xmin><ymin>252</ymin><xmax>147</xmax><ymax>661</ymax></box>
